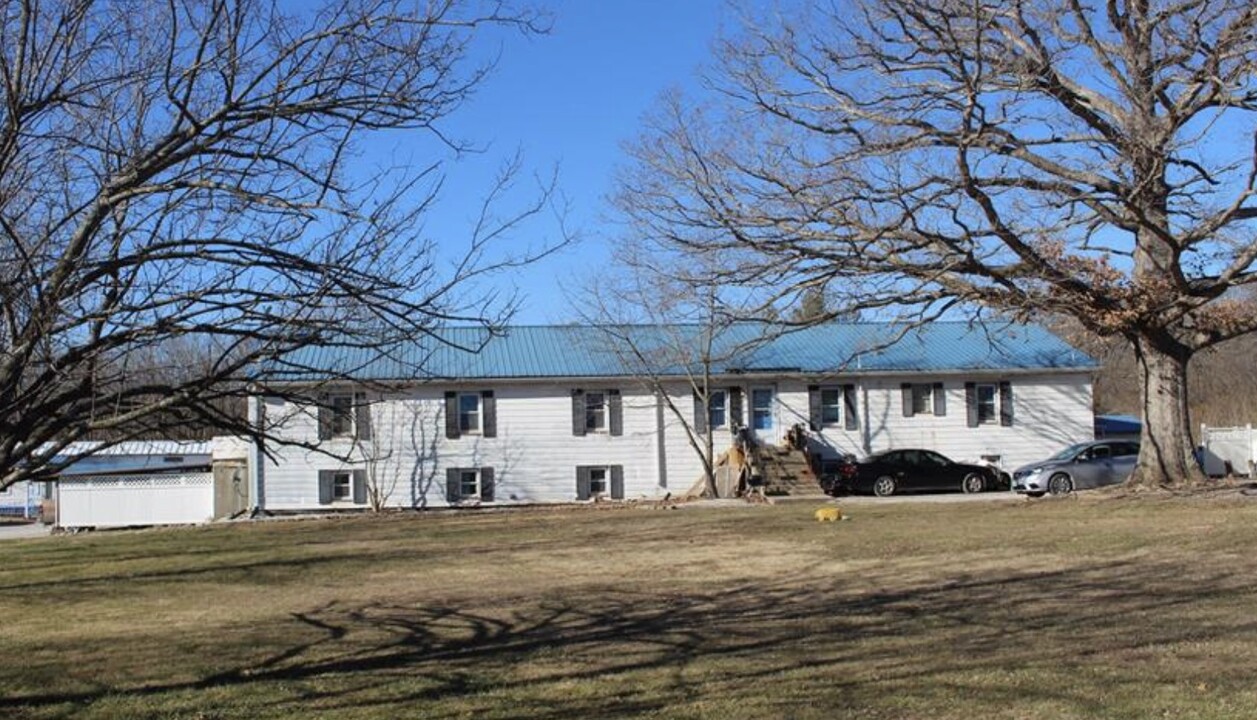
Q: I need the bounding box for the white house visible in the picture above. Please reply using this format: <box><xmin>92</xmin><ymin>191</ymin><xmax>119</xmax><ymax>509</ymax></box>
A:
<box><xmin>254</xmin><ymin>322</ymin><xmax>1097</xmax><ymax>511</ymax></box>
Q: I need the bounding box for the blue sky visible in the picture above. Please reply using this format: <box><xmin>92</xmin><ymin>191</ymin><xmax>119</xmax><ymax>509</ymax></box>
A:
<box><xmin>362</xmin><ymin>0</ymin><xmax>732</xmax><ymax>324</ymax></box>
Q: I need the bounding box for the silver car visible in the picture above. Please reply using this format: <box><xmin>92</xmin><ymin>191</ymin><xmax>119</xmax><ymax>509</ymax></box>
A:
<box><xmin>1013</xmin><ymin>440</ymin><xmax>1140</xmax><ymax>496</ymax></box>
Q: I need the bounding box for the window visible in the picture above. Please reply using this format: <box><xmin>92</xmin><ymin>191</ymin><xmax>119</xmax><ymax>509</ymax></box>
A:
<box><xmin>589</xmin><ymin>467</ymin><xmax>609</xmax><ymax>496</ymax></box>
<box><xmin>329</xmin><ymin>393</ymin><xmax>355</xmax><ymax>437</ymax></box>
<box><xmin>709</xmin><ymin>390</ymin><xmax>728</xmax><ymax>429</ymax></box>
<box><xmin>573</xmin><ymin>389</ymin><xmax>622</xmax><ymax>437</ymax></box>
<box><xmin>976</xmin><ymin>384</ymin><xmax>998</xmax><ymax>424</ymax></box>
<box><xmin>751</xmin><ymin>388</ymin><xmax>773</xmax><ymax>431</ymax></box>
<box><xmin>446</xmin><ymin>390</ymin><xmax>494</xmax><ymax>440</ymax></box>
<box><xmin>1088</xmin><ymin>445</ymin><xmax>1112</xmax><ymax>460</ymax></box>
<box><xmin>446</xmin><ymin>467</ymin><xmax>495</xmax><ymax>502</ymax></box>
<box><xmin>585</xmin><ymin>392</ymin><xmax>607</xmax><ymax>432</ymax></box>
<box><xmin>459</xmin><ymin>469</ymin><xmax>480</xmax><ymax>498</ymax></box>
<box><xmin>810</xmin><ymin>384</ymin><xmax>858</xmax><ymax>431</ymax></box>
<box><xmin>332</xmin><ymin>471</ymin><xmax>353</xmax><ymax>501</ymax></box>
<box><xmin>576</xmin><ymin>464</ymin><xmax>623</xmax><ymax>500</ymax></box>
<box><xmin>820</xmin><ymin>388</ymin><xmax>842</xmax><ymax>425</ymax></box>
<box><xmin>458</xmin><ymin>393</ymin><xmax>481</xmax><ymax>434</ymax></box>
<box><xmin>319</xmin><ymin>469</ymin><xmax>364</xmax><ymax>505</ymax></box>
<box><xmin>911</xmin><ymin>384</ymin><xmax>933</xmax><ymax>415</ymax></box>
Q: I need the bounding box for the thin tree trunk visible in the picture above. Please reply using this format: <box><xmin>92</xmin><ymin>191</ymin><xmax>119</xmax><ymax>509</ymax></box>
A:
<box><xmin>1130</xmin><ymin>334</ymin><xmax>1204</xmax><ymax>487</ymax></box>
<box><xmin>704</xmin><ymin>429</ymin><xmax>718</xmax><ymax>498</ymax></box>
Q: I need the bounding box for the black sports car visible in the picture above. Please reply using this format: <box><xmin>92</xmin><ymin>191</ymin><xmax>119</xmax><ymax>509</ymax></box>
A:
<box><xmin>825</xmin><ymin>448</ymin><xmax>1007</xmax><ymax>496</ymax></box>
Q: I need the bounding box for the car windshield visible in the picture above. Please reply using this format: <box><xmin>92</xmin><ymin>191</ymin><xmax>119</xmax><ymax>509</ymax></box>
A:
<box><xmin>1047</xmin><ymin>443</ymin><xmax>1092</xmax><ymax>462</ymax></box>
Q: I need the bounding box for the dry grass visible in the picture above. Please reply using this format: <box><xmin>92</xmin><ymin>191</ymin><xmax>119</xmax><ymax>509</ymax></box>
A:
<box><xmin>4</xmin><ymin>495</ymin><xmax>1257</xmax><ymax>719</ymax></box>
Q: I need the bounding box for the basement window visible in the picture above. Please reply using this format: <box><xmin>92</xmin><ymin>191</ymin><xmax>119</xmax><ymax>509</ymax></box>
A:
<box><xmin>332</xmin><ymin>471</ymin><xmax>353</xmax><ymax>502</ymax></box>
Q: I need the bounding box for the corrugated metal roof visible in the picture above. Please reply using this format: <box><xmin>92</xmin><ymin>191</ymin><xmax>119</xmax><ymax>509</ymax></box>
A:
<box><xmin>58</xmin><ymin>441</ymin><xmax>213</xmax><ymax>457</ymax></box>
<box><xmin>268</xmin><ymin>321</ymin><xmax>1096</xmax><ymax>382</ymax></box>
<box><xmin>48</xmin><ymin>441</ymin><xmax>214</xmax><ymax>478</ymax></box>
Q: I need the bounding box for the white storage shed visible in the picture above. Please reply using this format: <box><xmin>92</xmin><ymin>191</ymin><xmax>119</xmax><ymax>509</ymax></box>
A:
<box><xmin>53</xmin><ymin>441</ymin><xmax>216</xmax><ymax>529</ymax></box>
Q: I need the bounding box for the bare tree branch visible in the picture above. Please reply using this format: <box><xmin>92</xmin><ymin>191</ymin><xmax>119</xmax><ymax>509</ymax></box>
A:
<box><xmin>0</xmin><ymin>0</ymin><xmax>568</xmax><ymax>488</ymax></box>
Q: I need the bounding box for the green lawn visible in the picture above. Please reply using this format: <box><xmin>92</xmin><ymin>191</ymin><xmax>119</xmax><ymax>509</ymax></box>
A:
<box><xmin>3</xmin><ymin>495</ymin><xmax>1257</xmax><ymax>719</ymax></box>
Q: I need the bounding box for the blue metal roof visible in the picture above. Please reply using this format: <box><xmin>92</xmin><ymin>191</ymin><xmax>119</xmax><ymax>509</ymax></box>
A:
<box><xmin>1095</xmin><ymin>414</ymin><xmax>1141</xmax><ymax>436</ymax></box>
<box><xmin>269</xmin><ymin>321</ymin><xmax>1095</xmax><ymax>382</ymax></box>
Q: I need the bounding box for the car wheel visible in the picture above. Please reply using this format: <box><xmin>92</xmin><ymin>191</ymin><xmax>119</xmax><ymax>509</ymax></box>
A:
<box><xmin>873</xmin><ymin>476</ymin><xmax>897</xmax><ymax>497</ymax></box>
<box><xmin>961</xmin><ymin>472</ymin><xmax>986</xmax><ymax>494</ymax></box>
<box><xmin>1047</xmin><ymin>473</ymin><xmax>1074</xmax><ymax>496</ymax></box>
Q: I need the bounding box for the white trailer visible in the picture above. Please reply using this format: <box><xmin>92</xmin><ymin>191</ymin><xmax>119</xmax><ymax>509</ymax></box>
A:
<box><xmin>1200</xmin><ymin>424</ymin><xmax>1256</xmax><ymax>477</ymax></box>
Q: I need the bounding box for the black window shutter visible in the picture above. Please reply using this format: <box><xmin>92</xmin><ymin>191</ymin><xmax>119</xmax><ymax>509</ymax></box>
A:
<box><xmin>480</xmin><ymin>467</ymin><xmax>495</xmax><ymax>502</ymax></box>
<box><xmin>933</xmin><ymin>382</ymin><xmax>946</xmax><ymax>417</ymax></box>
<box><xmin>807</xmin><ymin>385</ymin><xmax>822</xmax><ymax>431</ymax></box>
<box><xmin>352</xmin><ymin>470</ymin><xmax>367</xmax><ymax>505</ymax></box>
<box><xmin>575</xmin><ymin>466</ymin><xmax>591</xmax><ymax>500</ymax></box>
<box><xmin>258</xmin><ymin>397</ymin><xmax>268</xmax><ymax>452</ymax></box>
<box><xmin>317</xmin><ymin>394</ymin><xmax>332</xmax><ymax>440</ymax></box>
<box><xmin>446</xmin><ymin>468</ymin><xmax>461</xmax><ymax>502</ymax></box>
<box><xmin>481</xmin><ymin>390</ymin><xmax>496</xmax><ymax>438</ymax></box>
<box><xmin>843</xmin><ymin>384</ymin><xmax>859</xmax><ymax>430</ymax></box>
<box><xmin>611</xmin><ymin>465</ymin><xmax>624</xmax><ymax>500</ymax></box>
<box><xmin>317</xmin><ymin>470</ymin><xmax>333</xmax><ymax>504</ymax></box>
<box><xmin>901</xmin><ymin>383</ymin><xmax>914</xmax><ymax>417</ymax></box>
<box><xmin>608</xmin><ymin>389</ymin><xmax>623</xmax><ymax>436</ymax></box>
<box><xmin>354</xmin><ymin>392</ymin><xmax>372</xmax><ymax>441</ymax></box>
<box><xmin>692</xmin><ymin>390</ymin><xmax>708</xmax><ymax>435</ymax></box>
<box><xmin>729</xmin><ymin>387</ymin><xmax>743</xmax><ymax>428</ymax></box>
<box><xmin>571</xmin><ymin>389</ymin><xmax>586</xmax><ymax>436</ymax></box>
<box><xmin>1000</xmin><ymin>381</ymin><xmax>1014</xmax><ymax>426</ymax></box>
<box><xmin>444</xmin><ymin>392</ymin><xmax>460</xmax><ymax>439</ymax></box>
<box><xmin>965</xmin><ymin>382</ymin><xmax>979</xmax><ymax>428</ymax></box>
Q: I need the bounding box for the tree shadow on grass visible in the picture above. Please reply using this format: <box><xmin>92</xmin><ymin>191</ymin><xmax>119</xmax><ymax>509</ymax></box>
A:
<box><xmin>5</xmin><ymin>556</ymin><xmax>1257</xmax><ymax>718</ymax></box>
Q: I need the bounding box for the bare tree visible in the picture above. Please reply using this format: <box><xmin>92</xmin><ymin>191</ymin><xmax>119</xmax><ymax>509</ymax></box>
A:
<box><xmin>577</xmin><ymin>243</ymin><xmax>777</xmax><ymax>498</ymax></box>
<box><xmin>356</xmin><ymin>401</ymin><xmax>398</xmax><ymax>512</ymax></box>
<box><xmin>0</xmin><ymin>0</ymin><xmax>567</xmax><ymax>490</ymax></box>
<box><xmin>615</xmin><ymin>0</ymin><xmax>1257</xmax><ymax>486</ymax></box>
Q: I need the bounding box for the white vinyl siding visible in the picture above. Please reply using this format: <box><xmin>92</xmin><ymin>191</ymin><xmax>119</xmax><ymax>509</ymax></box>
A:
<box><xmin>264</xmin><ymin>384</ymin><xmax>661</xmax><ymax>510</ymax></box>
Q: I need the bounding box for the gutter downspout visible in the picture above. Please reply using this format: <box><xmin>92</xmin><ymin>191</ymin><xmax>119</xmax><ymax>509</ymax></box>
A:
<box><xmin>247</xmin><ymin>394</ymin><xmax>264</xmax><ymax>514</ymax></box>
<box><xmin>656</xmin><ymin>389</ymin><xmax>668</xmax><ymax>491</ymax></box>
<box><xmin>861</xmin><ymin>384</ymin><xmax>872</xmax><ymax>456</ymax></box>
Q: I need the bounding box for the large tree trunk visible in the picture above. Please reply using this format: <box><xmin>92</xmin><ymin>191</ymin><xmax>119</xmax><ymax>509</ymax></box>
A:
<box><xmin>1130</xmin><ymin>334</ymin><xmax>1204</xmax><ymax>487</ymax></box>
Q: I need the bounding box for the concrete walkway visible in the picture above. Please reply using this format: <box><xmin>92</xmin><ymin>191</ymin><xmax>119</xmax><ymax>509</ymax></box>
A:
<box><xmin>819</xmin><ymin>491</ymin><xmax>1025</xmax><ymax>506</ymax></box>
<box><xmin>679</xmin><ymin>491</ymin><xmax>1027</xmax><ymax>509</ymax></box>
<box><xmin>0</xmin><ymin>522</ymin><xmax>52</xmax><ymax>541</ymax></box>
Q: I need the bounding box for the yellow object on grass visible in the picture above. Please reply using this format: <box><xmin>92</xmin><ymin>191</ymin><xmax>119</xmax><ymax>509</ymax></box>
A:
<box><xmin>814</xmin><ymin>506</ymin><xmax>842</xmax><ymax>522</ymax></box>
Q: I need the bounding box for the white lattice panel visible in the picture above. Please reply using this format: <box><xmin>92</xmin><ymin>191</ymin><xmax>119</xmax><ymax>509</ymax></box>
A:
<box><xmin>57</xmin><ymin>472</ymin><xmax>214</xmax><ymax>528</ymax></box>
